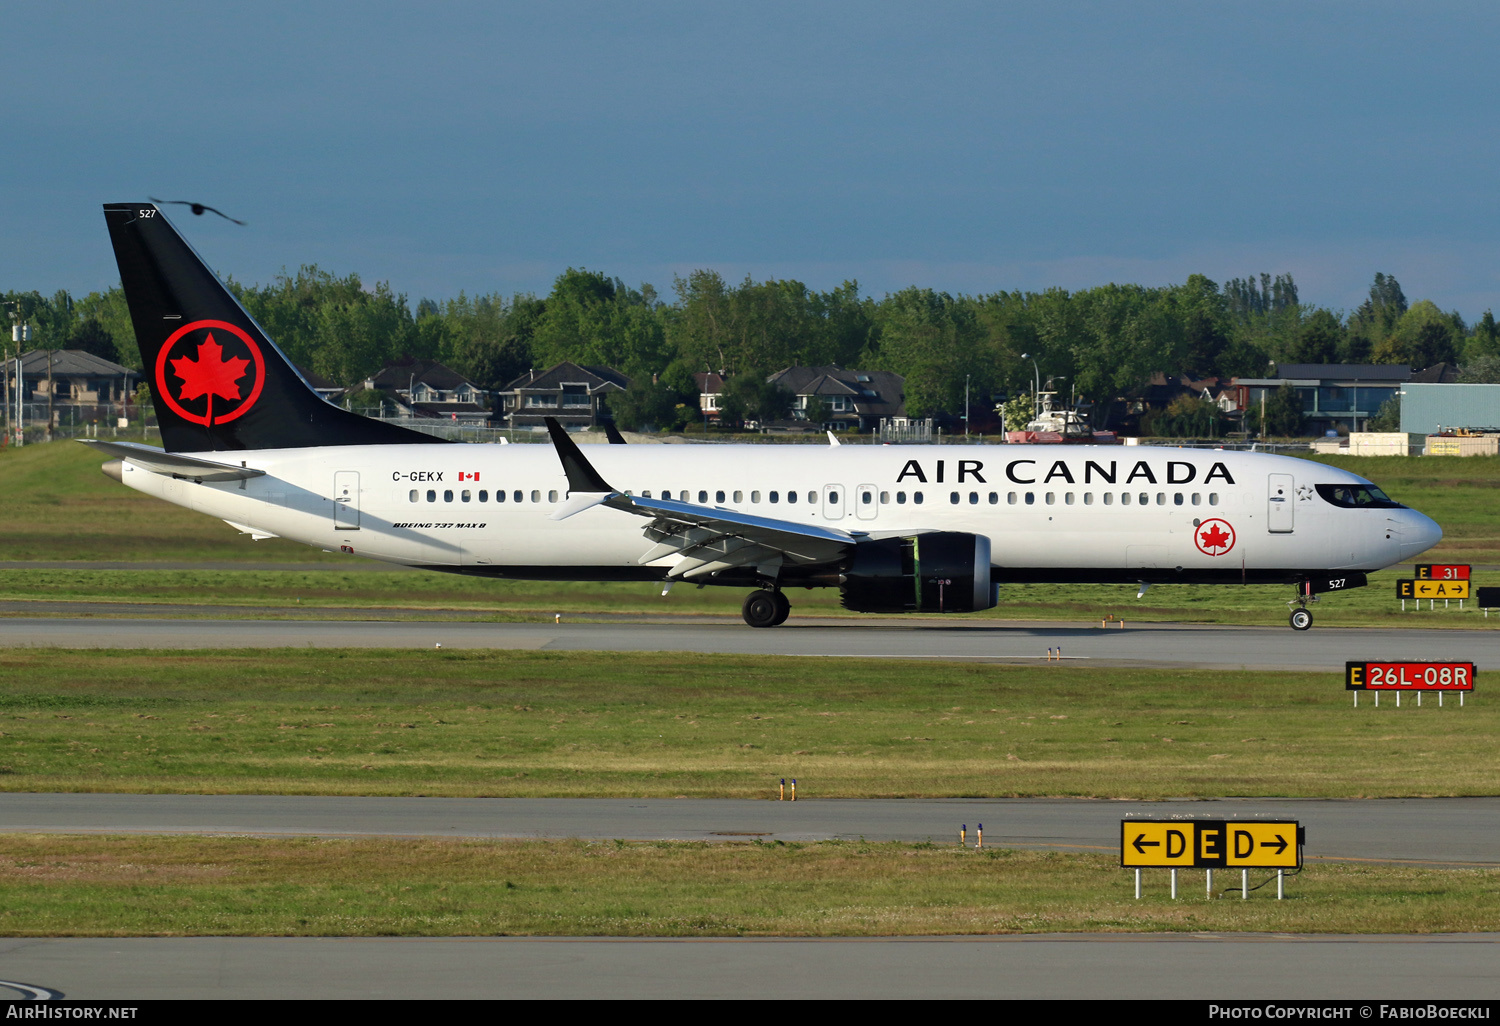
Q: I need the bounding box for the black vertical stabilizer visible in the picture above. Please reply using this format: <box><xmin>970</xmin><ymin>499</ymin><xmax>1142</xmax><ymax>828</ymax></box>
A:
<box><xmin>102</xmin><ymin>202</ymin><xmax>444</xmax><ymax>452</ymax></box>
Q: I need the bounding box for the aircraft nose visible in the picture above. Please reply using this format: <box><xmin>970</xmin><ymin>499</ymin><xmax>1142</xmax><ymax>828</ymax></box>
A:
<box><xmin>1397</xmin><ymin>510</ymin><xmax>1443</xmax><ymax>561</ymax></box>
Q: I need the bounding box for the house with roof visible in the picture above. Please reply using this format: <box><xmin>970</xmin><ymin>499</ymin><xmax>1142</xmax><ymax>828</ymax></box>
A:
<box><xmin>364</xmin><ymin>358</ymin><xmax>492</xmax><ymax>424</ymax></box>
<box><xmin>496</xmin><ymin>361</ymin><xmax>630</xmax><ymax>431</ymax></box>
<box><xmin>15</xmin><ymin>349</ymin><xmax>138</xmax><ymax>408</ymax></box>
<box><xmin>766</xmin><ymin>366</ymin><xmax>906</xmax><ymax>431</ymax></box>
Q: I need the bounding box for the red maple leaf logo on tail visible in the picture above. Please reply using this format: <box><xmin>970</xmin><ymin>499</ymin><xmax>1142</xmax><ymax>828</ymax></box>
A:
<box><xmin>169</xmin><ymin>333</ymin><xmax>249</xmax><ymax>426</ymax></box>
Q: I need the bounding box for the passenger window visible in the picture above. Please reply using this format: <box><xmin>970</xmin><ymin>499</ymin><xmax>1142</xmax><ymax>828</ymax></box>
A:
<box><xmin>699</xmin><ymin>490</ymin><xmax>708</xmax><ymax>503</ymax></box>
<box><xmin>409</xmin><ymin>489</ymin><xmax>418</xmax><ymax>502</ymax></box>
<box><xmin>861</xmin><ymin>490</ymin><xmax>872</xmax><ymax>504</ymax></box>
<box><xmin>641</xmin><ymin>490</ymin><xmax>651</xmax><ymax>498</ymax></box>
<box><xmin>1153</xmin><ymin>493</ymin><xmax>1162</xmax><ymax>505</ymax></box>
<box><xmin>462</xmin><ymin>490</ymin><xmax>471</xmax><ymax>503</ymax></box>
<box><xmin>829</xmin><ymin>491</ymin><xmax>839</xmax><ymax>504</ymax></box>
<box><xmin>426</xmin><ymin>489</ymin><xmax>436</xmax><ymax>503</ymax></box>
<box><xmin>444</xmin><ymin>489</ymin><xmax>454</xmax><ymax>502</ymax></box>
<box><xmin>721</xmin><ymin>491</ymin><xmax>730</xmax><ymax>503</ymax></box>
<box><xmin>548</xmin><ymin>490</ymin><xmax>558</xmax><ymax>503</ymax></box>
<box><xmin>807</xmin><ymin>491</ymin><xmax>817</xmax><ymax>503</ymax></box>
<box><xmin>897</xmin><ymin>491</ymin><xmax>907</xmax><ymax>504</ymax></box>
<box><xmin>1191</xmin><ymin>493</ymin><xmax>1201</xmax><ymax>505</ymax></box>
<box><xmin>513</xmin><ymin>490</ymin><xmax>523</xmax><ymax>503</ymax></box>
<box><xmin>496</xmin><ymin>490</ymin><xmax>506</xmax><ymax>502</ymax></box>
<box><xmin>1139</xmin><ymin>492</ymin><xmax>1149</xmax><ymax>505</ymax></box>
<box><xmin>531</xmin><ymin>490</ymin><xmax>540</xmax><ymax>503</ymax></box>
<box><xmin>1121</xmin><ymin>493</ymin><xmax>1131</xmax><ymax>505</ymax></box>
<box><xmin>988</xmin><ymin>492</ymin><xmax>998</xmax><ymax>504</ymax></box>
<box><xmin>788</xmin><ymin>491</ymin><xmax>798</xmax><ymax>504</ymax></box>
<box><xmin>950</xmin><ymin>491</ymin><xmax>960</xmax><ymax>505</ymax></box>
<box><xmin>1007</xmin><ymin>492</ymin><xmax>1017</xmax><ymax>504</ymax></box>
<box><xmin>1209</xmin><ymin>493</ymin><xmax>1219</xmax><ymax>506</ymax></box>
<box><xmin>1083</xmin><ymin>493</ymin><xmax>1093</xmax><ymax>505</ymax></box>
<box><xmin>479</xmin><ymin>490</ymin><xmax>488</xmax><ymax>502</ymax></box>
<box><xmin>880</xmin><ymin>491</ymin><xmax>890</xmax><ymax>503</ymax></box>
<box><xmin>914</xmin><ymin>491</ymin><xmax>924</xmax><ymax>504</ymax></box>
<box><xmin>1045</xmin><ymin>492</ymin><xmax>1055</xmax><ymax>505</ymax></box>
<box><xmin>770</xmin><ymin>491</ymin><xmax>780</xmax><ymax>503</ymax></box>
<box><xmin>969</xmin><ymin>492</ymin><xmax>979</xmax><ymax>504</ymax></box>
<box><xmin>1173</xmin><ymin>493</ymin><xmax>1183</xmax><ymax>506</ymax></box>
<box><xmin>1065</xmin><ymin>492</ymin><xmax>1075</xmax><ymax>505</ymax></box>
<box><xmin>1103</xmin><ymin>493</ymin><xmax>1113</xmax><ymax>505</ymax></box>
<box><xmin>1025</xmin><ymin>492</ymin><xmax>1035</xmax><ymax>505</ymax></box>
<box><xmin>751</xmin><ymin>490</ymin><xmax>761</xmax><ymax>503</ymax></box>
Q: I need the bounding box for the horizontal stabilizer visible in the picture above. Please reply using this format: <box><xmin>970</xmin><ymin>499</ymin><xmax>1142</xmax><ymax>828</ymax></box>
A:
<box><xmin>77</xmin><ymin>439</ymin><xmax>266</xmax><ymax>482</ymax></box>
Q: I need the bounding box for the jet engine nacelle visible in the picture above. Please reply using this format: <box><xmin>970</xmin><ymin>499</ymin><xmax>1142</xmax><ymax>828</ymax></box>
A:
<box><xmin>839</xmin><ymin>532</ymin><xmax>995</xmax><ymax>613</ymax></box>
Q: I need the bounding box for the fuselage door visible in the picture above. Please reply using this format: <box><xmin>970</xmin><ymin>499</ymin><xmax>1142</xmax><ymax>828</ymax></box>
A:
<box><xmin>855</xmin><ymin>483</ymin><xmax>879</xmax><ymax>522</ymax></box>
<box><xmin>334</xmin><ymin>471</ymin><xmax>360</xmax><ymax>530</ymax></box>
<box><xmin>822</xmin><ymin>484</ymin><xmax>846</xmax><ymax>521</ymax></box>
<box><xmin>1267</xmin><ymin>473</ymin><xmax>1293</xmax><ymax>533</ymax></box>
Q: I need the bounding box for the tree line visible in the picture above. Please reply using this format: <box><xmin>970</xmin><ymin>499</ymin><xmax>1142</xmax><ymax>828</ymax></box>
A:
<box><xmin>8</xmin><ymin>265</ymin><xmax>1500</xmax><ymax>430</ymax></box>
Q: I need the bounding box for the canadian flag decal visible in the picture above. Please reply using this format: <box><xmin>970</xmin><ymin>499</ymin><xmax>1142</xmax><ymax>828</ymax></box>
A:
<box><xmin>459</xmin><ymin>472</ymin><xmax>480</xmax><ymax>482</ymax></box>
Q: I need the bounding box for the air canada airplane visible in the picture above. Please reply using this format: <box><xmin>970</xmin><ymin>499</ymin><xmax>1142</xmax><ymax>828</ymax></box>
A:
<box><xmin>84</xmin><ymin>202</ymin><xmax>1443</xmax><ymax>631</ymax></box>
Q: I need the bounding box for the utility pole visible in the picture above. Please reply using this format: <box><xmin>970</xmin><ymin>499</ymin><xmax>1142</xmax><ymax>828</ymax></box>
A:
<box><xmin>45</xmin><ymin>348</ymin><xmax>54</xmax><ymax>443</ymax></box>
<box><xmin>964</xmin><ymin>374</ymin><xmax>970</xmax><ymax>438</ymax></box>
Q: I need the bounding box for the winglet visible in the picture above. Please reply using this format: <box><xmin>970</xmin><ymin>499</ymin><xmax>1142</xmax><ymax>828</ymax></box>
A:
<box><xmin>544</xmin><ymin>417</ymin><xmax>616</xmax><ymax>493</ymax></box>
<box><xmin>827</xmin><ymin>431</ymin><xmax>841</xmax><ymax>446</ymax></box>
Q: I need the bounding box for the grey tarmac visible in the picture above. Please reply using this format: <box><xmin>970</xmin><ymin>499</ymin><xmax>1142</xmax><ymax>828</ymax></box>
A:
<box><xmin>3</xmin><ymin>616</ymin><xmax>1500</xmax><ymax>670</ymax></box>
<box><xmin>0</xmin><ymin>794</ymin><xmax>1495</xmax><ymax>866</ymax></box>
<box><xmin>0</xmin><ymin>934</ymin><xmax>1496</xmax><ymax>999</ymax></box>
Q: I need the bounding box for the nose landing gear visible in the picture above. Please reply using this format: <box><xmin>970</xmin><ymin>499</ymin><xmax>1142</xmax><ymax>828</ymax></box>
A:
<box><xmin>742</xmin><ymin>589</ymin><xmax>791</xmax><ymax>628</ymax></box>
<box><xmin>1288</xmin><ymin>579</ymin><xmax>1316</xmax><ymax>631</ymax></box>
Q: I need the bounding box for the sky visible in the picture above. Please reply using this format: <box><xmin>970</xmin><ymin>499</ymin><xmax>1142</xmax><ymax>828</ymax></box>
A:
<box><xmin>7</xmin><ymin>1</ymin><xmax>1500</xmax><ymax>320</ymax></box>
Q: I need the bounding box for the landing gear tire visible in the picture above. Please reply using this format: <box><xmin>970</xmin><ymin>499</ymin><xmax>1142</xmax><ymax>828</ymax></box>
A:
<box><xmin>770</xmin><ymin>591</ymin><xmax>791</xmax><ymax>626</ymax></box>
<box><xmin>743</xmin><ymin>590</ymin><xmax>780</xmax><ymax>628</ymax></box>
<box><xmin>1289</xmin><ymin>608</ymin><xmax>1313</xmax><ymax>631</ymax></box>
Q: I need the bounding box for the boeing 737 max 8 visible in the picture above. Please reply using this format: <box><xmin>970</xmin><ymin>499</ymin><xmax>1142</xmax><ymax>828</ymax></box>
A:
<box><xmin>83</xmin><ymin>203</ymin><xmax>1443</xmax><ymax>630</ymax></box>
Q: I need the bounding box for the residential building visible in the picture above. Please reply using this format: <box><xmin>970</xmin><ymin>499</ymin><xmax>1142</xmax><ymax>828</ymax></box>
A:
<box><xmin>497</xmin><ymin>362</ymin><xmax>630</xmax><ymax>431</ymax></box>
<box><xmin>11</xmin><ymin>349</ymin><xmax>138</xmax><ymax>410</ymax></box>
<box><xmin>767</xmin><ymin>366</ymin><xmax>906</xmax><ymax>431</ymax></box>
<box><xmin>365</xmin><ymin>358</ymin><xmax>492</xmax><ymax>424</ymax></box>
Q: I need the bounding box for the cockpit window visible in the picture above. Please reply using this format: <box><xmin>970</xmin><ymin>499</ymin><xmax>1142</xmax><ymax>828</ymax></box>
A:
<box><xmin>1315</xmin><ymin>483</ymin><xmax>1404</xmax><ymax>509</ymax></box>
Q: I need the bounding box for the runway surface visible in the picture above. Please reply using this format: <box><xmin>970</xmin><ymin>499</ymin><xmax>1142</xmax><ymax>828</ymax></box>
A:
<box><xmin>2</xmin><ymin>934</ymin><xmax>1496</xmax><ymax>999</ymax></box>
<box><xmin>2</xmin><ymin>795</ymin><xmax>1494</xmax><ymax>865</ymax></box>
<box><xmin>2</xmin><ymin>616</ymin><xmax>1498</xmax><ymax>670</ymax></box>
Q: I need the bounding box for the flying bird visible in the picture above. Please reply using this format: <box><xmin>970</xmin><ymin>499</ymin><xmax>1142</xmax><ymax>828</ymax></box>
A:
<box><xmin>148</xmin><ymin>198</ymin><xmax>246</xmax><ymax>225</ymax></box>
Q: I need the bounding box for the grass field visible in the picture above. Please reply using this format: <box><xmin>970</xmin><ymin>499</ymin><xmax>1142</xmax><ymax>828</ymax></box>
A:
<box><xmin>0</xmin><ymin>834</ymin><xmax>1491</xmax><ymax>937</ymax></box>
<box><xmin>0</xmin><ymin>649</ymin><xmax>1491</xmax><ymax>799</ymax></box>
<box><xmin>3</xmin><ymin>440</ymin><xmax>1499</xmax><ymax>627</ymax></box>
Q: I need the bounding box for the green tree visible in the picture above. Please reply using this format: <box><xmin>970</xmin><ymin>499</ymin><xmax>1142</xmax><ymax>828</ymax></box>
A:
<box><xmin>608</xmin><ymin>379</ymin><xmax>688</xmax><ymax>432</ymax></box>
<box><xmin>1366</xmin><ymin>394</ymin><xmax>1401</xmax><ymax>431</ymax></box>
<box><xmin>1253</xmin><ymin>384</ymin><xmax>1306</xmax><ymax>437</ymax></box>
<box><xmin>1289</xmin><ymin>308</ymin><xmax>1343</xmax><ymax>364</ymax></box>
<box><xmin>67</xmin><ymin>317</ymin><xmax>118</xmax><ymax>363</ymax></box>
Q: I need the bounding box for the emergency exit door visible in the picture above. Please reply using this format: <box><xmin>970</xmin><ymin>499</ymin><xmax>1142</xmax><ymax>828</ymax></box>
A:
<box><xmin>334</xmin><ymin>471</ymin><xmax>360</xmax><ymax>530</ymax></box>
<box><xmin>1267</xmin><ymin>473</ymin><xmax>1293</xmax><ymax>533</ymax></box>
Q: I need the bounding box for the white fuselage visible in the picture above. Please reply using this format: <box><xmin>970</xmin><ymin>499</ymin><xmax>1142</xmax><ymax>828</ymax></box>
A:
<box><xmin>116</xmin><ymin>442</ymin><xmax>1441</xmax><ymax>581</ymax></box>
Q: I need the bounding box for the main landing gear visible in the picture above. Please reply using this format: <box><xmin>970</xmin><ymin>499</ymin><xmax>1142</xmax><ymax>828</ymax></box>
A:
<box><xmin>742</xmin><ymin>589</ymin><xmax>791</xmax><ymax>628</ymax></box>
<box><xmin>1289</xmin><ymin>607</ymin><xmax>1313</xmax><ymax>631</ymax></box>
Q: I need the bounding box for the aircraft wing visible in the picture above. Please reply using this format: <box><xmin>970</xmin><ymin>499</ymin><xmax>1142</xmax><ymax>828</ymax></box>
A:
<box><xmin>77</xmin><ymin>439</ymin><xmax>266</xmax><ymax>482</ymax></box>
<box><xmin>543</xmin><ymin>418</ymin><xmax>855</xmax><ymax>580</ymax></box>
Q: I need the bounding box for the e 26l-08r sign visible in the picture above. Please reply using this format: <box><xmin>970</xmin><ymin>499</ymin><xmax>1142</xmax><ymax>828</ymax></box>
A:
<box><xmin>1345</xmin><ymin>661</ymin><xmax>1476</xmax><ymax>691</ymax></box>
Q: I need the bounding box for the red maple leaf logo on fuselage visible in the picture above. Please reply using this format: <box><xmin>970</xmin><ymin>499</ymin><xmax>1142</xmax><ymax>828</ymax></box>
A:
<box><xmin>1200</xmin><ymin>524</ymin><xmax>1230</xmax><ymax>550</ymax></box>
<box><xmin>169</xmin><ymin>333</ymin><xmax>249</xmax><ymax>426</ymax></box>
